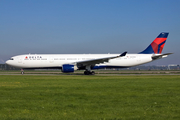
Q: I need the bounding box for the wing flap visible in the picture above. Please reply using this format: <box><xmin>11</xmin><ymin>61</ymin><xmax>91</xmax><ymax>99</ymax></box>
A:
<box><xmin>75</xmin><ymin>51</ymin><xmax>127</xmax><ymax>67</ymax></box>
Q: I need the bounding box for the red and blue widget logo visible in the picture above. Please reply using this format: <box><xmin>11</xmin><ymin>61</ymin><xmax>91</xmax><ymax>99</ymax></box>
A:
<box><xmin>140</xmin><ymin>33</ymin><xmax>168</xmax><ymax>54</ymax></box>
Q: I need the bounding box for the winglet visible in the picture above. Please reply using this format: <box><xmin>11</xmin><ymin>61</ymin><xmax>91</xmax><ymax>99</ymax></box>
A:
<box><xmin>120</xmin><ymin>51</ymin><xmax>127</xmax><ymax>57</ymax></box>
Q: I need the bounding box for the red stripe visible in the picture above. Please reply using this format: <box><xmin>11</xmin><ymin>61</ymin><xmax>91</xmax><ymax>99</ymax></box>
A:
<box><xmin>153</xmin><ymin>38</ymin><xmax>167</xmax><ymax>44</ymax></box>
<box><xmin>151</xmin><ymin>42</ymin><xmax>158</xmax><ymax>53</ymax></box>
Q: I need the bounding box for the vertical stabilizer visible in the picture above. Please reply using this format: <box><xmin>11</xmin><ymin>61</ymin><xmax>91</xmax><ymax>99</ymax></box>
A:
<box><xmin>139</xmin><ymin>32</ymin><xmax>169</xmax><ymax>54</ymax></box>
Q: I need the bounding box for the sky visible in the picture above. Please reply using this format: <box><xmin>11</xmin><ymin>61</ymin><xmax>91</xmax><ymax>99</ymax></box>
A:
<box><xmin>0</xmin><ymin>0</ymin><xmax>180</xmax><ymax>65</ymax></box>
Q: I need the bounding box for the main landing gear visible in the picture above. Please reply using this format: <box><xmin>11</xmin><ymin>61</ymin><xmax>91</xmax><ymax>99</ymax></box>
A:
<box><xmin>84</xmin><ymin>70</ymin><xmax>95</xmax><ymax>75</ymax></box>
<box><xmin>84</xmin><ymin>65</ymin><xmax>95</xmax><ymax>75</ymax></box>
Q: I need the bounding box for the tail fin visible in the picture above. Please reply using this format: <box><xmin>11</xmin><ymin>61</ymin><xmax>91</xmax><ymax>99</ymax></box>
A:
<box><xmin>139</xmin><ymin>32</ymin><xmax>169</xmax><ymax>54</ymax></box>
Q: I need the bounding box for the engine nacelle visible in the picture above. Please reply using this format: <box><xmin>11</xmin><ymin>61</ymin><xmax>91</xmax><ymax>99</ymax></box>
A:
<box><xmin>62</xmin><ymin>64</ymin><xmax>78</xmax><ymax>73</ymax></box>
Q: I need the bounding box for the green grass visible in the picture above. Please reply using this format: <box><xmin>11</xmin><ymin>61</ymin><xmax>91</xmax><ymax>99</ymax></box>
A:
<box><xmin>0</xmin><ymin>75</ymin><xmax>180</xmax><ymax>120</ymax></box>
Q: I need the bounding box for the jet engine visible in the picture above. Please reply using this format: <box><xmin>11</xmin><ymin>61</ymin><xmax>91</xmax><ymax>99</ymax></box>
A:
<box><xmin>62</xmin><ymin>64</ymin><xmax>78</xmax><ymax>73</ymax></box>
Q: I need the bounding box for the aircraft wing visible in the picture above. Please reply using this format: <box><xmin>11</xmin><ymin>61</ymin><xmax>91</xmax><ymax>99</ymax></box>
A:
<box><xmin>152</xmin><ymin>53</ymin><xmax>173</xmax><ymax>60</ymax></box>
<box><xmin>74</xmin><ymin>51</ymin><xmax>127</xmax><ymax>67</ymax></box>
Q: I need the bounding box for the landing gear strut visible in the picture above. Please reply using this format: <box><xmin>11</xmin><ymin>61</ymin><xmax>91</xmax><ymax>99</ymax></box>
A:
<box><xmin>84</xmin><ymin>70</ymin><xmax>95</xmax><ymax>75</ymax></box>
<box><xmin>21</xmin><ymin>69</ymin><xmax>24</xmax><ymax>75</ymax></box>
<box><xmin>84</xmin><ymin>65</ymin><xmax>95</xmax><ymax>75</ymax></box>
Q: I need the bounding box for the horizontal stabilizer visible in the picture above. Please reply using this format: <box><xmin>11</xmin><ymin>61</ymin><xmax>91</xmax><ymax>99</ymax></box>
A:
<box><xmin>152</xmin><ymin>53</ymin><xmax>173</xmax><ymax>60</ymax></box>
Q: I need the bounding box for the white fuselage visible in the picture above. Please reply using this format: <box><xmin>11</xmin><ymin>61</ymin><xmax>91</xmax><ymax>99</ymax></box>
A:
<box><xmin>6</xmin><ymin>53</ymin><xmax>153</xmax><ymax>69</ymax></box>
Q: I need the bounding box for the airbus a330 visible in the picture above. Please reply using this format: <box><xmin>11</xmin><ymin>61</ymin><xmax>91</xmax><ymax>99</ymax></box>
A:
<box><xmin>6</xmin><ymin>32</ymin><xmax>172</xmax><ymax>75</ymax></box>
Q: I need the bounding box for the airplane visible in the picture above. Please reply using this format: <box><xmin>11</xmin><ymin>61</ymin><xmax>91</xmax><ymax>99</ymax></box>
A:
<box><xmin>6</xmin><ymin>32</ymin><xmax>172</xmax><ymax>75</ymax></box>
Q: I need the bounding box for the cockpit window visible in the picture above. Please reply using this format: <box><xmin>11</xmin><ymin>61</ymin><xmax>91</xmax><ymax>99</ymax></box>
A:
<box><xmin>10</xmin><ymin>58</ymin><xmax>14</xmax><ymax>60</ymax></box>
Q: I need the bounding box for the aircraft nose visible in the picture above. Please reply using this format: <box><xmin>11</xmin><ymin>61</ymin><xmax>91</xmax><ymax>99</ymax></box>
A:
<box><xmin>6</xmin><ymin>60</ymin><xmax>9</xmax><ymax>64</ymax></box>
<box><xmin>6</xmin><ymin>60</ymin><xmax>10</xmax><ymax>65</ymax></box>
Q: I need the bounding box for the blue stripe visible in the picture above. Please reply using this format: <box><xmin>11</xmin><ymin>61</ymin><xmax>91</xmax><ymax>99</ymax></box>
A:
<box><xmin>157</xmin><ymin>33</ymin><xmax>169</xmax><ymax>38</ymax></box>
<box><xmin>158</xmin><ymin>41</ymin><xmax>166</xmax><ymax>53</ymax></box>
<box><xmin>139</xmin><ymin>45</ymin><xmax>154</xmax><ymax>54</ymax></box>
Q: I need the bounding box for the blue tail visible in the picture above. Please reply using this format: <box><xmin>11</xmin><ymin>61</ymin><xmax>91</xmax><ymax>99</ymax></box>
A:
<box><xmin>139</xmin><ymin>32</ymin><xmax>169</xmax><ymax>54</ymax></box>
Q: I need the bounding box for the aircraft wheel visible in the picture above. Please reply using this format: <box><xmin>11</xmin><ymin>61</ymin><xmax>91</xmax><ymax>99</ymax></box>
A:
<box><xmin>84</xmin><ymin>71</ymin><xmax>88</xmax><ymax>75</ymax></box>
<box><xmin>21</xmin><ymin>71</ymin><xmax>24</xmax><ymax>75</ymax></box>
<box><xmin>84</xmin><ymin>71</ymin><xmax>91</xmax><ymax>75</ymax></box>
<box><xmin>91</xmin><ymin>71</ymin><xmax>95</xmax><ymax>75</ymax></box>
<box><xmin>84</xmin><ymin>71</ymin><xmax>95</xmax><ymax>75</ymax></box>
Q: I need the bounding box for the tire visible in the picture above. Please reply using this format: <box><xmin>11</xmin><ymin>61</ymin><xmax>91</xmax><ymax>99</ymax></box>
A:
<box><xmin>84</xmin><ymin>71</ymin><xmax>90</xmax><ymax>75</ymax></box>
<box><xmin>84</xmin><ymin>71</ymin><xmax>95</xmax><ymax>75</ymax></box>
<box><xmin>91</xmin><ymin>71</ymin><xmax>95</xmax><ymax>75</ymax></box>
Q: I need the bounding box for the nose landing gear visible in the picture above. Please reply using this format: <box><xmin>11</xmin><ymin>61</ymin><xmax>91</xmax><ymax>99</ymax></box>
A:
<box><xmin>21</xmin><ymin>69</ymin><xmax>24</xmax><ymax>75</ymax></box>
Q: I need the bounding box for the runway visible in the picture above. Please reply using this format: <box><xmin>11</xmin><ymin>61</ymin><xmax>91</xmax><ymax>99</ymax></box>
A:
<box><xmin>0</xmin><ymin>70</ymin><xmax>180</xmax><ymax>76</ymax></box>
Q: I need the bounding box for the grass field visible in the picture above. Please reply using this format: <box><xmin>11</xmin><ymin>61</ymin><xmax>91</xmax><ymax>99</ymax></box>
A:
<box><xmin>0</xmin><ymin>75</ymin><xmax>180</xmax><ymax>120</ymax></box>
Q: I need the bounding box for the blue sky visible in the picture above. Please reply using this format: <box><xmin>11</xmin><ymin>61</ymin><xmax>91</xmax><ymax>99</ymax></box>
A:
<box><xmin>0</xmin><ymin>0</ymin><xmax>180</xmax><ymax>65</ymax></box>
